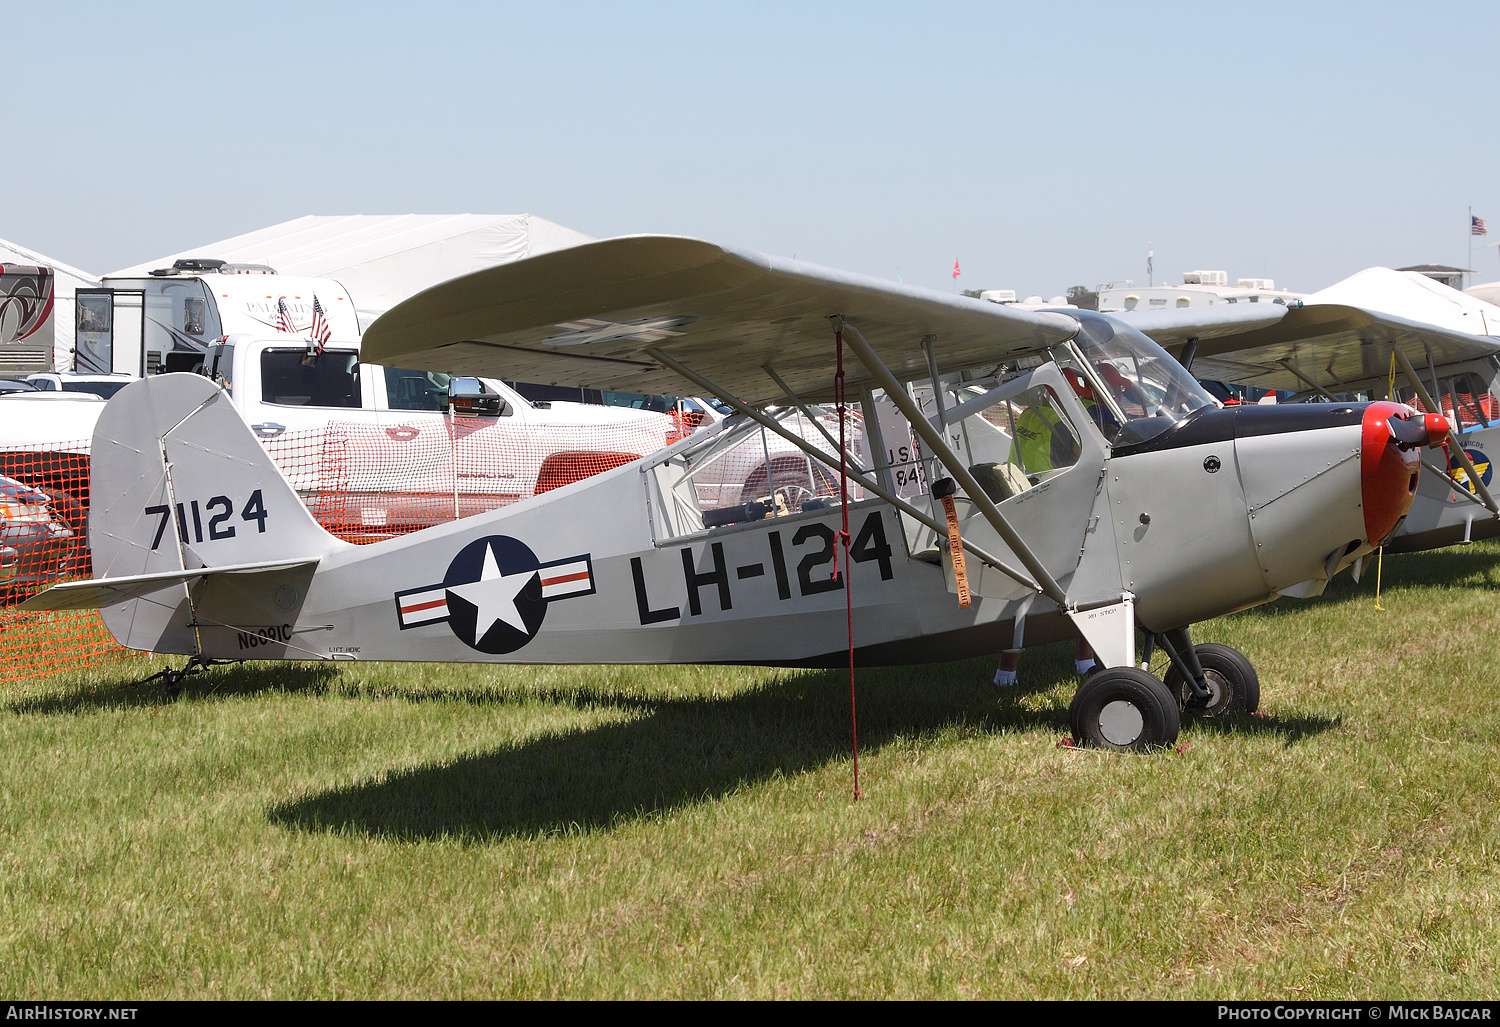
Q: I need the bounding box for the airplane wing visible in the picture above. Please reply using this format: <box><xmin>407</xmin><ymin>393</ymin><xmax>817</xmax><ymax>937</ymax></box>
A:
<box><xmin>20</xmin><ymin>559</ymin><xmax>320</xmax><ymax>612</ymax></box>
<box><xmin>1114</xmin><ymin>267</ymin><xmax>1500</xmax><ymax>392</ymax></box>
<box><xmin>1110</xmin><ymin>304</ymin><xmax>1289</xmax><ymax>347</ymax></box>
<box><xmin>361</xmin><ymin>236</ymin><xmax>1079</xmax><ymax>405</ymax></box>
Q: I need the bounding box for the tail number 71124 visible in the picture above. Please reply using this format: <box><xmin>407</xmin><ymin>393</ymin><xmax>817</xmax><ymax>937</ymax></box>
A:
<box><xmin>145</xmin><ymin>490</ymin><xmax>269</xmax><ymax>549</ymax></box>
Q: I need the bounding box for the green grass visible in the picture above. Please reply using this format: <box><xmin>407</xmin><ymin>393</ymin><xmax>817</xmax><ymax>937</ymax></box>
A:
<box><xmin>2</xmin><ymin>543</ymin><xmax>1499</xmax><ymax>998</ymax></box>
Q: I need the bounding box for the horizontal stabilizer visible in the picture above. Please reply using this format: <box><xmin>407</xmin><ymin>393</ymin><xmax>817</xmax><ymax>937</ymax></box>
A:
<box><xmin>20</xmin><ymin>559</ymin><xmax>320</xmax><ymax>612</ymax></box>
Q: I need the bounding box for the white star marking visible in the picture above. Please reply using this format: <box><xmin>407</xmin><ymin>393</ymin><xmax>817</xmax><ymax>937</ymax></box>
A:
<box><xmin>542</xmin><ymin>317</ymin><xmax>687</xmax><ymax>347</ymax></box>
<box><xmin>446</xmin><ymin>544</ymin><xmax>536</xmax><ymax>638</ymax></box>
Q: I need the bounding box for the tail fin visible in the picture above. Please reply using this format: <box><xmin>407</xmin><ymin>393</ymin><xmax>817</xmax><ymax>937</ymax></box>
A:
<box><xmin>90</xmin><ymin>374</ymin><xmax>339</xmax><ymax>578</ymax></box>
<box><xmin>80</xmin><ymin>374</ymin><xmax>345</xmax><ymax>653</ymax></box>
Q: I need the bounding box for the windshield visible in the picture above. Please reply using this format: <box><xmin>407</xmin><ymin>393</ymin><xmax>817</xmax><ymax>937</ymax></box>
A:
<box><xmin>1067</xmin><ymin>311</ymin><xmax>1218</xmax><ymax>446</ymax></box>
<box><xmin>62</xmin><ymin>381</ymin><xmax>128</xmax><ymax>400</ymax></box>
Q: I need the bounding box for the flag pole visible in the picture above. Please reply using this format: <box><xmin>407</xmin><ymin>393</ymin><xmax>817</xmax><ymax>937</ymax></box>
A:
<box><xmin>1470</xmin><ymin>206</ymin><xmax>1474</xmax><ymax>283</ymax></box>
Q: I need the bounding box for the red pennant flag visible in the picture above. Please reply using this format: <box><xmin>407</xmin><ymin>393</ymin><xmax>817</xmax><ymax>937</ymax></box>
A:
<box><xmin>952</xmin><ymin>259</ymin><xmax>961</xmax><ymax>280</ymax></box>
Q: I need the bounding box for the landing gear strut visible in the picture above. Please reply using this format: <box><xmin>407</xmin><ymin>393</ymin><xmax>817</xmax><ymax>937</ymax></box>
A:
<box><xmin>134</xmin><ymin>656</ymin><xmax>220</xmax><ymax>701</ymax></box>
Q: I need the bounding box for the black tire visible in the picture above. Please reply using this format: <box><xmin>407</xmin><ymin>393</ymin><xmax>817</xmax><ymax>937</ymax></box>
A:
<box><xmin>1069</xmin><ymin>667</ymin><xmax>1181</xmax><ymax>751</ymax></box>
<box><xmin>1163</xmin><ymin>642</ymin><xmax>1260</xmax><ymax>717</ymax></box>
<box><xmin>741</xmin><ymin>457</ymin><xmax>838</xmax><ymax>510</ymax></box>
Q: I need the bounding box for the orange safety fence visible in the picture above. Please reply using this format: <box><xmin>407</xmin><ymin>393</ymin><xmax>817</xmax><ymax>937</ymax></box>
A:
<box><xmin>1403</xmin><ymin>391</ymin><xmax>1500</xmax><ymax>431</ymax></box>
<box><xmin>0</xmin><ymin>440</ymin><xmax>141</xmax><ymax>683</ymax></box>
<box><xmin>0</xmin><ymin>408</ymin><xmax>867</xmax><ymax>681</ymax></box>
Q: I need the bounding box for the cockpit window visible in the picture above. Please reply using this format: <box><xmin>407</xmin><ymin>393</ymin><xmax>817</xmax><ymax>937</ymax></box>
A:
<box><xmin>1068</xmin><ymin>312</ymin><xmax>1218</xmax><ymax>446</ymax></box>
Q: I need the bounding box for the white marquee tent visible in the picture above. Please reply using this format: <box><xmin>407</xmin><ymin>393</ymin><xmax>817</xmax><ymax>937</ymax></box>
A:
<box><xmin>107</xmin><ymin>213</ymin><xmax>593</xmax><ymax>331</ymax></box>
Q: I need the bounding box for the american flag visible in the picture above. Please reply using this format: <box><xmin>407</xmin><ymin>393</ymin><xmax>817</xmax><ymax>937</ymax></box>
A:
<box><xmin>309</xmin><ymin>295</ymin><xmax>331</xmax><ymax>354</ymax></box>
<box><xmin>951</xmin><ymin>259</ymin><xmax>961</xmax><ymax>280</ymax></box>
<box><xmin>1473</xmin><ymin>215</ymin><xmax>1488</xmax><ymax>237</ymax></box>
<box><xmin>275</xmin><ymin>297</ymin><xmax>297</xmax><ymax>334</ymax></box>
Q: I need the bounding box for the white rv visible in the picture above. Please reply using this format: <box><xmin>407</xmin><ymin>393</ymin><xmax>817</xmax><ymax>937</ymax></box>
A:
<box><xmin>0</xmin><ymin>264</ymin><xmax>58</xmax><ymax>377</ymax></box>
<box><xmin>75</xmin><ymin>259</ymin><xmax>361</xmax><ymax>376</ymax></box>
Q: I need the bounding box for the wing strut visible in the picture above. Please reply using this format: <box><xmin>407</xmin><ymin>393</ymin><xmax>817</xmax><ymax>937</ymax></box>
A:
<box><xmin>646</xmin><ymin>346</ymin><xmax>1042</xmax><ymax>592</ymax></box>
<box><xmin>1392</xmin><ymin>346</ymin><xmax>1500</xmax><ymax>517</ymax></box>
<box><xmin>1277</xmin><ymin>358</ymin><xmax>1339</xmax><ymax>401</ymax></box>
<box><xmin>835</xmin><ymin>320</ymin><xmax>1070</xmax><ymax>607</ymax></box>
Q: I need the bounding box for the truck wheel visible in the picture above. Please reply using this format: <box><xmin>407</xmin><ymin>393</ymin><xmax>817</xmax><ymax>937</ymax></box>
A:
<box><xmin>741</xmin><ymin>457</ymin><xmax>837</xmax><ymax>511</ymax></box>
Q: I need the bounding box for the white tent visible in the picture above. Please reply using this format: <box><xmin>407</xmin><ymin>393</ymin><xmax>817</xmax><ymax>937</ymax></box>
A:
<box><xmin>0</xmin><ymin>236</ymin><xmax>101</xmax><ymax>372</ymax></box>
<box><xmin>107</xmin><ymin>214</ymin><xmax>593</xmax><ymax>331</ymax></box>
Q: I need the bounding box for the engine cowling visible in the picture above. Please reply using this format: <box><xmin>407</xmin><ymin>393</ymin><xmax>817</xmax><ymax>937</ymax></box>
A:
<box><xmin>1360</xmin><ymin>402</ymin><xmax>1429</xmax><ymax>546</ymax></box>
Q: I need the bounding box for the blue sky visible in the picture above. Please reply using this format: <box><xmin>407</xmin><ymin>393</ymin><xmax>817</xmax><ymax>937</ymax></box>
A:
<box><xmin>8</xmin><ymin>1</ymin><xmax>1500</xmax><ymax>295</ymax></box>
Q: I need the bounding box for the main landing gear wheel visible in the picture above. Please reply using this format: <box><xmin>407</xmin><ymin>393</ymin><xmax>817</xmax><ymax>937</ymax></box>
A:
<box><xmin>1068</xmin><ymin>667</ymin><xmax>1181</xmax><ymax>752</ymax></box>
<box><xmin>1163</xmin><ymin>642</ymin><xmax>1260</xmax><ymax>717</ymax></box>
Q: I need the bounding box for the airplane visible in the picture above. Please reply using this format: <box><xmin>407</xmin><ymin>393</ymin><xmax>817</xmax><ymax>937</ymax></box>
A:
<box><xmin>20</xmin><ymin>237</ymin><xmax>1447</xmax><ymax>753</ymax></box>
<box><xmin>1113</xmin><ymin>266</ymin><xmax>1500</xmax><ymax>556</ymax></box>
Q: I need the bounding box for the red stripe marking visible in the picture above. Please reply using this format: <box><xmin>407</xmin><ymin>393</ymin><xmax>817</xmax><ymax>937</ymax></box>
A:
<box><xmin>541</xmin><ymin>570</ymin><xmax>589</xmax><ymax>586</ymax></box>
<box><xmin>402</xmin><ymin>598</ymin><xmax>447</xmax><ymax>613</ymax></box>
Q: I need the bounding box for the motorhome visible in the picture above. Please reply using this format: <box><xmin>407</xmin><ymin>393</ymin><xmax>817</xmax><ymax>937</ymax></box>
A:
<box><xmin>0</xmin><ymin>264</ymin><xmax>57</xmax><ymax>376</ymax></box>
<box><xmin>75</xmin><ymin>259</ymin><xmax>362</xmax><ymax>376</ymax></box>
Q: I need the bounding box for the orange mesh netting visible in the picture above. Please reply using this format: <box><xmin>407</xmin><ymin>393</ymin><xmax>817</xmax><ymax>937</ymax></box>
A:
<box><xmin>0</xmin><ymin>440</ymin><xmax>142</xmax><ymax>683</ymax></box>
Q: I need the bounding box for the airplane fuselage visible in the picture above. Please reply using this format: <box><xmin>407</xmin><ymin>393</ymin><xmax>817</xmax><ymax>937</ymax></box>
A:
<box><xmin>97</xmin><ymin>379</ymin><xmax>1417</xmax><ymax>670</ymax></box>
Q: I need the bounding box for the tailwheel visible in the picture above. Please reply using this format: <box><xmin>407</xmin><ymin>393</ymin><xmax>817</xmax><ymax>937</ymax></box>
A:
<box><xmin>1163</xmin><ymin>642</ymin><xmax>1260</xmax><ymax>717</ymax></box>
<box><xmin>1069</xmin><ymin>667</ymin><xmax>1181</xmax><ymax>752</ymax></box>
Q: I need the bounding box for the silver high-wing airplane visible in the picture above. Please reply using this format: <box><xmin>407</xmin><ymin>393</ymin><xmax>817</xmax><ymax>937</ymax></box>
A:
<box><xmin>23</xmin><ymin>238</ymin><xmax>1444</xmax><ymax>751</ymax></box>
<box><xmin>1115</xmin><ymin>266</ymin><xmax>1500</xmax><ymax>554</ymax></box>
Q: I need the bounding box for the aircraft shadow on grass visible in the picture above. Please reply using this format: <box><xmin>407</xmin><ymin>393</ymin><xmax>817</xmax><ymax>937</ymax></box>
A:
<box><xmin>265</xmin><ymin>651</ymin><xmax>1336</xmax><ymax>844</ymax></box>
<box><xmin>8</xmin><ymin>661</ymin><xmax>345</xmax><ymax>715</ymax></box>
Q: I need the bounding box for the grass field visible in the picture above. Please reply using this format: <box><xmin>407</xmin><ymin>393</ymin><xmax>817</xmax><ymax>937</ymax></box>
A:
<box><xmin>1</xmin><ymin>542</ymin><xmax>1498</xmax><ymax>999</ymax></box>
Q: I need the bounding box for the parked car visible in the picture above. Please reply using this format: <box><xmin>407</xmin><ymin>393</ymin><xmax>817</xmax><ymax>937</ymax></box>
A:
<box><xmin>24</xmin><ymin>372</ymin><xmax>136</xmax><ymax>400</ymax></box>
<box><xmin>0</xmin><ymin>475</ymin><xmax>78</xmax><ymax>598</ymax></box>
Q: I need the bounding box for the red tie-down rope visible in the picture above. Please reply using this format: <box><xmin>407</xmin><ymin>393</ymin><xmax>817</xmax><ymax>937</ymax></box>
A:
<box><xmin>832</xmin><ymin>324</ymin><xmax>862</xmax><ymax>800</ymax></box>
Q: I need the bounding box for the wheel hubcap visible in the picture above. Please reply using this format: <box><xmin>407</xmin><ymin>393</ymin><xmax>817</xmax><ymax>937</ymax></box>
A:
<box><xmin>1098</xmin><ymin>699</ymin><xmax>1144</xmax><ymax>745</ymax></box>
<box><xmin>1200</xmin><ymin>669</ymin><xmax>1230</xmax><ymax>713</ymax></box>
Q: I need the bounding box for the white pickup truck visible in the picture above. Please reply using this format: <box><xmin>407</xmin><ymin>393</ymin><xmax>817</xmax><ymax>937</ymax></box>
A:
<box><xmin>0</xmin><ymin>334</ymin><xmax>676</xmax><ymax>543</ymax></box>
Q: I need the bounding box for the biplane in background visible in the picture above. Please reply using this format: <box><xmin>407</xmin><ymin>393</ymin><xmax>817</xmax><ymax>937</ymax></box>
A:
<box><xmin>1117</xmin><ymin>266</ymin><xmax>1500</xmax><ymax>557</ymax></box>
<box><xmin>23</xmin><ymin>237</ymin><xmax>1445</xmax><ymax>752</ymax></box>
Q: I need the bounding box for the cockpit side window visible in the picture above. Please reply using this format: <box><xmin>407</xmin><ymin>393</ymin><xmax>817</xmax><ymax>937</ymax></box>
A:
<box><xmin>997</xmin><ymin>385</ymin><xmax>1082</xmax><ymax>476</ymax></box>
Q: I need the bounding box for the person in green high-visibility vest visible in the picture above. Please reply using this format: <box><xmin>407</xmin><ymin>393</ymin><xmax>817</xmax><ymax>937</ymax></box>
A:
<box><xmin>1010</xmin><ymin>368</ymin><xmax>1126</xmax><ymax>474</ymax></box>
<box><xmin>1012</xmin><ymin>397</ymin><xmax>1082</xmax><ymax>473</ymax></box>
<box><xmin>995</xmin><ymin>368</ymin><xmax>1128</xmax><ymax>685</ymax></box>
